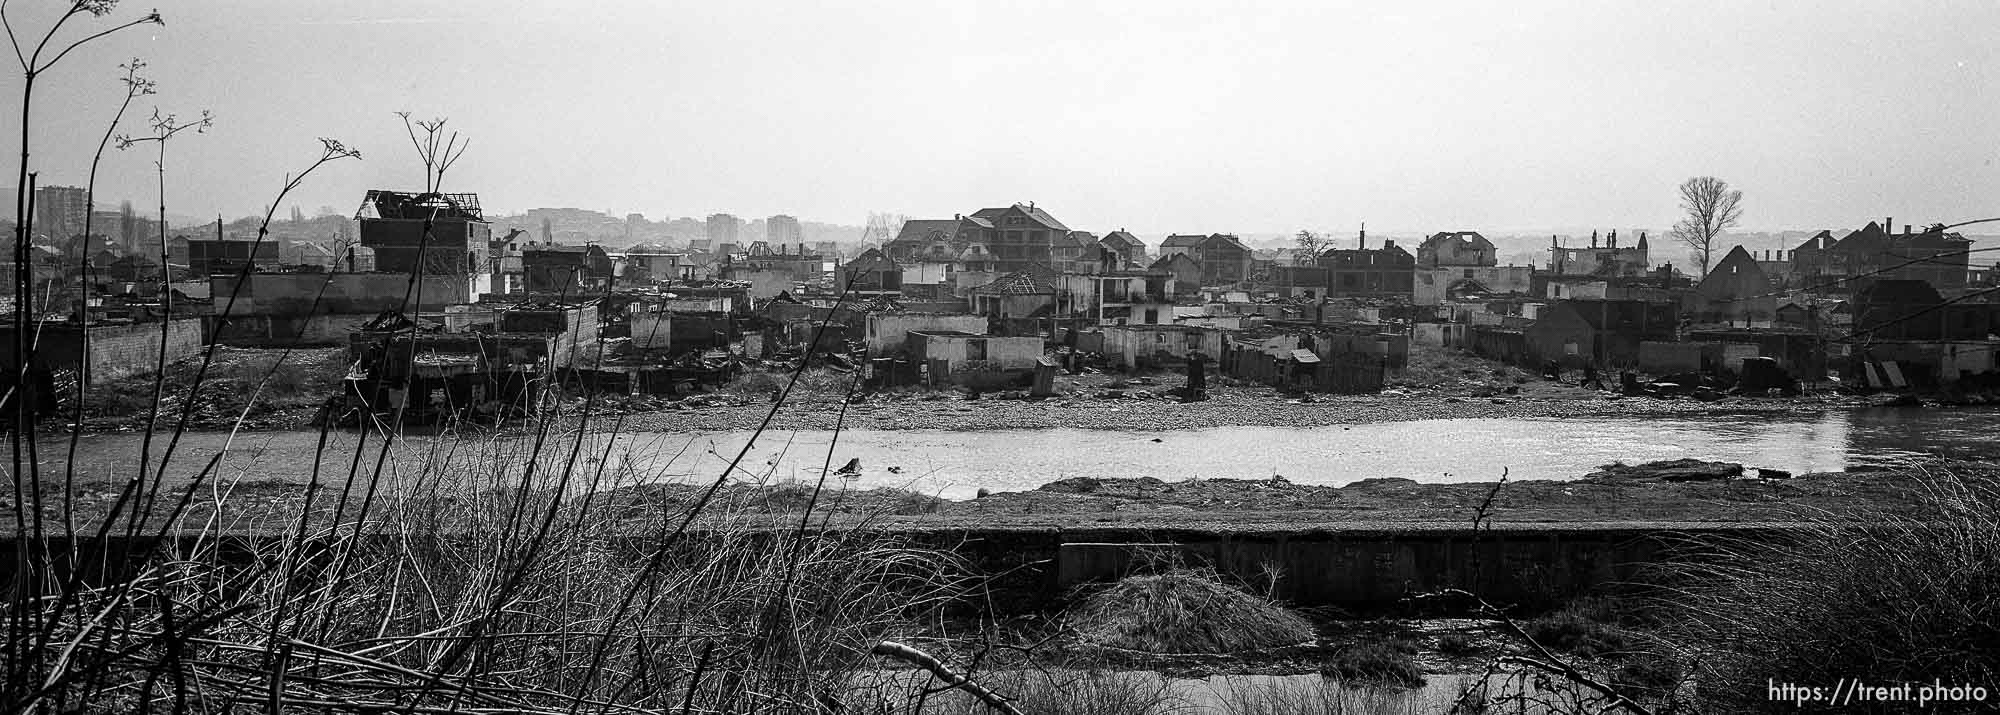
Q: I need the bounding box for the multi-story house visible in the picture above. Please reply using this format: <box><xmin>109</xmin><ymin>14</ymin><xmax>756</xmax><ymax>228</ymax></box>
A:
<box><xmin>1792</xmin><ymin>219</ymin><xmax>1971</xmax><ymax>296</ymax></box>
<box><xmin>1098</xmin><ymin>230</ymin><xmax>1147</xmax><ymax>267</ymax></box>
<box><xmin>1158</xmin><ymin>233</ymin><xmax>1253</xmax><ymax>286</ymax></box>
<box><xmin>355</xmin><ymin>189</ymin><xmax>492</xmax><ymax>293</ymax></box>
<box><xmin>1317</xmin><ymin>237</ymin><xmax>1415</xmax><ymax>299</ymax></box>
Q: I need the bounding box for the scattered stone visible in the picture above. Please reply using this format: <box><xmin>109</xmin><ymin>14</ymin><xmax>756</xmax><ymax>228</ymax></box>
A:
<box><xmin>1757</xmin><ymin>468</ymin><xmax>1793</xmax><ymax>479</ymax></box>
<box><xmin>1586</xmin><ymin>459</ymin><xmax>1743</xmax><ymax>482</ymax></box>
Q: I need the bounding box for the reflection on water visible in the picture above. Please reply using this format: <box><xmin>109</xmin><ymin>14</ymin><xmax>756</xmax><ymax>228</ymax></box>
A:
<box><xmin>48</xmin><ymin>408</ymin><xmax>2000</xmax><ymax>501</ymax></box>
<box><xmin>600</xmin><ymin>408</ymin><xmax>2000</xmax><ymax>500</ymax></box>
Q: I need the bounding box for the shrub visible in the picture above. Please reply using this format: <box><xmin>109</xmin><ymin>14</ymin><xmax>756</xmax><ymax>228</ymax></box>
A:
<box><xmin>1320</xmin><ymin>642</ymin><xmax>1426</xmax><ymax>689</ymax></box>
<box><xmin>1067</xmin><ymin>568</ymin><xmax>1315</xmax><ymax>654</ymax></box>
<box><xmin>1435</xmin><ymin>633</ymin><xmax>1479</xmax><ymax>657</ymax></box>
<box><xmin>1524</xmin><ymin>607</ymin><xmax>1628</xmax><ymax>658</ymax></box>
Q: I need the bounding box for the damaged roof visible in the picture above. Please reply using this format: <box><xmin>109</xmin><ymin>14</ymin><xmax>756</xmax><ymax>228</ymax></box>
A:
<box><xmin>974</xmin><ymin>271</ymin><xmax>1056</xmax><ymax>295</ymax></box>
<box><xmin>354</xmin><ymin>190</ymin><xmax>484</xmax><ymax>221</ymax></box>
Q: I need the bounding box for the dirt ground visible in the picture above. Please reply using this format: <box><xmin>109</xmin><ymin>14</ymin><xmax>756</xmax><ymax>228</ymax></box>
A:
<box><xmin>15</xmin><ymin>459</ymin><xmax>1973</xmax><ymax>537</ymax></box>
<box><xmin>52</xmin><ymin>344</ymin><xmax>1890</xmax><ymax>435</ymax></box>
<box><xmin>66</xmin><ymin>346</ymin><xmax>349</xmax><ymax>432</ymax></box>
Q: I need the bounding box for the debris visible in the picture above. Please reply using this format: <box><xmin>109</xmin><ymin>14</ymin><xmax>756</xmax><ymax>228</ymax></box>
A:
<box><xmin>1586</xmin><ymin>459</ymin><xmax>1743</xmax><ymax>483</ymax></box>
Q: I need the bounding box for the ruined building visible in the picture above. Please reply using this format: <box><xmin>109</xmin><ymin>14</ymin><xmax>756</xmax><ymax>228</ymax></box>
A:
<box><xmin>1548</xmin><ymin>230</ymin><xmax>1650</xmax><ymax>277</ymax></box>
<box><xmin>1791</xmin><ymin>219</ymin><xmax>1972</xmax><ymax>296</ymax></box>
<box><xmin>354</xmin><ymin>190</ymin><xmax>493</xmax><ymax>295</ymax></box>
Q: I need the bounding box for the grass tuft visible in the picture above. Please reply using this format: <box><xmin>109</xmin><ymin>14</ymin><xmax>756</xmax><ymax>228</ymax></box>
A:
<box><xmin>1067</xmin><ymin>568</ymin><xmax>1315</xmax><ymax>654</ymax></box>
<box><xmin>1320</xmin><ymin>642</ymin><xmax>1427</xmax><ymax>689</ymax></box>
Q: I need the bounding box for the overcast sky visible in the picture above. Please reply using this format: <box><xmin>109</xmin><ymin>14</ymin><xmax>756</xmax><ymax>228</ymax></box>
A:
<box><xmin>3</xmin><ymin>0</ymin><xmax>1997</xmax><ymax>236</ymax></box>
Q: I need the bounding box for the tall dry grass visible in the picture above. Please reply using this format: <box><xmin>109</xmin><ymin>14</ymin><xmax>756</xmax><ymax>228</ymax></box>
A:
<box><xmin>1652</xmin><ymin>465</ymin><xmax>2000</xmax><ymax>712</ymax></box>
<box><xmin>10</xmin><ymin>394</ymin><xmax>973</xmax><ymax>713</ymax></box>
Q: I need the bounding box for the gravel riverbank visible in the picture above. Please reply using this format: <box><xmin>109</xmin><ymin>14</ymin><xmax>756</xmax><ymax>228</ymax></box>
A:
<box><xmin>605</xmin><ymin>380</ymin><xmax>1867</xmax><ymax>434</ymax></box>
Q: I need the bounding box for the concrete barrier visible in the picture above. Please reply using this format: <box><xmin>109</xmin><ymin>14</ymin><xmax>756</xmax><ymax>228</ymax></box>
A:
<box><xmin>4</xmin><ymin>522</ymin><xmax>1791</xmax><ymax>614</ymax></box>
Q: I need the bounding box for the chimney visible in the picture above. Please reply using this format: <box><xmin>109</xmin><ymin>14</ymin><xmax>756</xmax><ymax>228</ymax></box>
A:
<box><xmin>1904</xmin><ymin>224</ymin><xmax>1912</xmax><ymax>236</ymax></box>
<box><xmin>1359</xmin><ymin>222</ymin><xmax>1367</xmax><ymax>250</ymax></box>
<box><xmin>1885</xmin><ymin>217</ymin><xmax>1892</xmax><ymax>235</ymax></box>
<box><xmin>1608</xmin><ymin>229</ymin><xmax>1617</xmax><ymax>248</ymax></box>
<box><xmin>1590</xmin><ymin>230</ymin><xmax>1599</xmax><ymax>249</ymax></box>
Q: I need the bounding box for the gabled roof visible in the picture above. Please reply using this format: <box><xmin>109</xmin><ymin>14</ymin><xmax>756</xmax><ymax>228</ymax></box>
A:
<box><xmin>843</xmin><ymin>247</ymin><xmax>898</xmax><ymax>272</ymax></box>
<box><xmin>1792</xmin><ymin>230</ymin><xmax>1836</xmax><ymax>253</ymax></box>
<box><xmin>1705</xmin><ymin>245</ymin><xmax>1761</xmax><ymax>275</ymax></box>
<box><xmin>1161</xmin><ymin>234</ymin><xmax>1208</xmax><ymax>248</ymax></box>
<box><xmin>891</xmin><ymin>219</ymin><xmax>959</xmax><ymax>246</ymax></box>
<box><xmin>1207</xmin><ymin>234</ymin><xmax>1251</xmax><ymax>252</ymax></box>
<box><xmin>1101</xmin><ymin>230</ymin><xmax>1144</xmax><ymax>250</ymax></box>
<box><xmin>1149</xmin><ymin>253</ymin><xmax>1200</xmax><ymax>271</ymax></box>
<box><xmin>970</xmin><ymin>203</ymin><xmax>1069</xmax><ymax>232</ymax></box>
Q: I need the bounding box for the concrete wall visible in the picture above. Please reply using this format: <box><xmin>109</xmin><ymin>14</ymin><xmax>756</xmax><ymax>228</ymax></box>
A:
<box><xmin>211</xmin><ymin>272</ymin><xmax>475</xmax><ymax>316</ymax></box>
<box><xmin>1415</xmin><ymin>266</ymin><xmax>1535</xmax><ymax>305</ymax></box>
<box><xmin>1638</xmin><ymin>340</ymin><xmax>1718</xmax><ymax>374</ymax></box>
<box><xmin>1100</xmin><ymin>325</ymin><xmax>1231</xmax><ymax>369</ymax></box>
<box><xmin>864</xmin><ymin>313</ymin><xmax>987</xmax><ymax>355</ymax></box>
<box><xmin>208</xmin><ymin>313</ymin><xmax>376</xmax><ymax>347</ymax></box>
<box><xmin>910</xmin><ymin>333</ymin><xmax>1043</xmax><ymax>372</ymax></box>
<box><xmin>1051</xmin><ymin>526</ymin><xmax>1728</xmax><ymax>611</ymax></box>
<box><xmin>6</xmin><ymin>524</ymin><xmax>1788</xmax><ymax>614</ymax></box>
<box><xmin>1412</xmin><ymin>323</ymin><xmax>1468</xmax><ymax>348</ymax></box>
<box><xmin>722</xmin><ymin>269</ymin><xmax>793</xmax><ymax>300</ymax></box>
<box><xmin>0</xmin><ymin>319</ymin><xmax>205</xmax><ymax>383</ymax></box>
<box><xmin>84</xmin><ymin>320</ymin><xmax>203</xmax><ymax>381</ymax></box>
<box><xmin>629</xmin><ymin>312</ymin><xmax>672</xmax><ymax>349</ymax></box>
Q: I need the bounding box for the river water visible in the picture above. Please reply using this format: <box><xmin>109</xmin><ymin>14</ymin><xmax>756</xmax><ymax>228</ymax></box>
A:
<box><xmin>44</xmin><ymin>408</ymin><xmax>1999</xmax><ymax>500</ymax></box>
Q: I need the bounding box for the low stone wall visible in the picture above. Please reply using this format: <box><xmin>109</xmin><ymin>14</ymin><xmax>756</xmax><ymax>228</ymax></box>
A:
<box><xmin>0</xmin><ymin>319</ymin><xmax>205</xmax><ymax>384</ymax></box>
<box><xmin>4</xmin><ymin>523</ymin><xmax>1787</xmax><ymax>615</ymax></box>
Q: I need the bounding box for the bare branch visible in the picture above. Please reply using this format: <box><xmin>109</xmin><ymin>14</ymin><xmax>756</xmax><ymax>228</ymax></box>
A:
<box><xmin>35</xmin><ymin>11</ymin><xmax>160</xmax><ymax>74</ymax></box>
<box><xmin>1672</xmin><ymin>176</ymin><xmax>1744</xmax><ymax>276</ymax></box>
<box><xmin>871</xmin><ymin>640</ymin><xmax>1025</xmax><ymax>715</ymax></box>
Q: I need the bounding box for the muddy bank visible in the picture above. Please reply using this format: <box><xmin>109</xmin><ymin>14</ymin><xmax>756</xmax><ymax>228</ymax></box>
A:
<box><xmin>54</xmin><ymin>345</ymin><xmax>1896</xmax><ymax>435</ymax></box>
<box><xmin>15</xmin><ymin>460</ymin><xmax>1979</xmax><ymax>536</ymax></box>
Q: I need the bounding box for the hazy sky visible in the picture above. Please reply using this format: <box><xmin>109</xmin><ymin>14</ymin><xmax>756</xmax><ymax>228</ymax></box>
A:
<box><xmin>3</xmin><ymin>1</ymin><xmax>1997</xmax><ymax>236</ymax></box>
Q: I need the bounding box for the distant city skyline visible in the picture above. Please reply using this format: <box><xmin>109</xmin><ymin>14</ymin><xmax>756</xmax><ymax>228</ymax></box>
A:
<box><xmin>5</xmin><ymin>1</ymin><xmax>1998</xmax><ymax>239</ymax></box>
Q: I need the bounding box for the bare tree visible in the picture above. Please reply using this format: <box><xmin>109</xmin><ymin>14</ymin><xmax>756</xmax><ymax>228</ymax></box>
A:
<box><xmin>1294</xmin><ymin>230</ymin><xmax>1328</xmax><ymax>265</ymax></box>
<box><xmin>1670</xmin><ymin>176</ymin><xmax>1744</xmax><ymax>276</ymax></box>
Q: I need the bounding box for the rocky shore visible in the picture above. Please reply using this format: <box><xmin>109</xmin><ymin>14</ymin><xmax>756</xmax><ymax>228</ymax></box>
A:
<box><xmin>605</xmin><ymin>379</ymin><xmax>1868</xmax><ymax>434</ymax></box>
